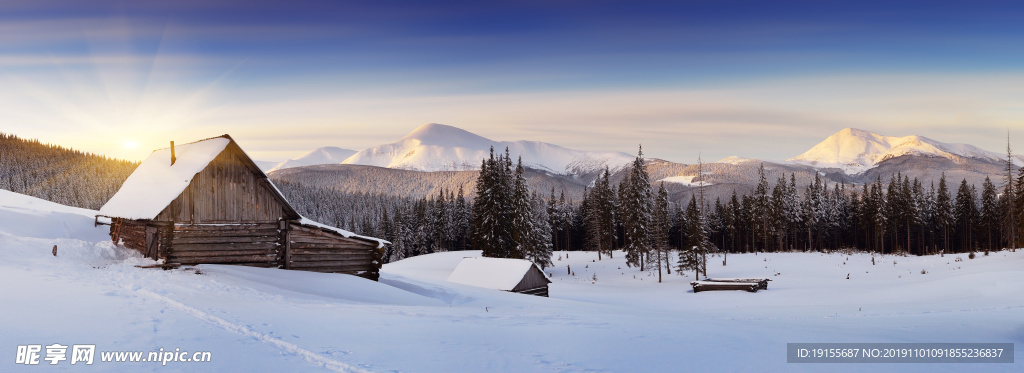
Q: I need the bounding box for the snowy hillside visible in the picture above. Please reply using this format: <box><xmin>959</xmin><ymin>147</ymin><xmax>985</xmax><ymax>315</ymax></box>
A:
<box><xmin>0</xmin><ymin>189</ymin><xmax>110</xmax><ymax>242</ymax></box>
<box><xmin>341</xmin><ymin>123</ymin><xmax>634</xmax><ymax>175</ymax></box>
<box><xmin>715</xmin><ymin>155</ymin><xmax>757</xmax><ymax>165</ymax></box>
<box><xmin>788</xmin><ymin>128</ymin><xmax>1010</xmax><ymax>174</ymax></box>
<box><xmin>268</xmin><ymin>147</ymin><xmax>358</xmax><ymax>172</ymax></box>
<box><xmin>2</xmin><ymin>189</ymin><xmax>1022</xmax><ymax>372</ymax></box>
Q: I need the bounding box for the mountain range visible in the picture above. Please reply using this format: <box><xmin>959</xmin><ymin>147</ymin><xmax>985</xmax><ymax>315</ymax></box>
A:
<box><xmin>339</xmin><ymin>123</ymin><xmax>634</xmax><ymax>176</ymax></box>
<box><xmin>266</xmin><ymin>124</ymin><xmax>1021</xmax><ymax>203</ymax></box>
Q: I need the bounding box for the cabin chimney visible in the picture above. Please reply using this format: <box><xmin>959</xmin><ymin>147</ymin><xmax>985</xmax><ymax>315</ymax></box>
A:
<box><xmin>170</xmin><ymin>141</ymin><xmax>176</xmax><ymax>165</ymax></box>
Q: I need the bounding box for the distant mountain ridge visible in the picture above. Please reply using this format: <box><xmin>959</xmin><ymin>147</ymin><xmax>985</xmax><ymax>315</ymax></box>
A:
<box><xmin>786</xmin><ymin>128</ymin><xmax>1011</xmax><ymax>174</ymax></box>
<box><xmin>268</xmin><ymin>146</ymin><xmax>357</xmax><ymax>172</ymax></box>
<box><xmin>272</xmin><ymin>125</ymin><xmax>1022</xmax><ymax>178</ymax></box>
<box><xmin>339</xmin><ymin>123</ymin><xmax>635</xmax><ymax>175</ymax></box>
<box><xmin>265</xmin><ymin>125</ymin><xmax>1021</xmax><ymax>204</ymax></box>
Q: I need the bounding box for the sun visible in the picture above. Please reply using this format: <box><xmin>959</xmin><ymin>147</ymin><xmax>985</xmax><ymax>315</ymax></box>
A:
<box><xmin>122</xmin><ymin>140</ymin><xmax>139</xmax><ymax>150</ymax></box>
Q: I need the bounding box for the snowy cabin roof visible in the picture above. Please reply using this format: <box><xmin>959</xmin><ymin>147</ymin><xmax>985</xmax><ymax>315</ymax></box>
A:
<box><xmin>446</xmin><ymin>257</ymin><xmax>551</xmax><ymax>291</ymax></box>
<box><xmin>98</xmin><ymin>135</ymin><xmax>388</xmax><ymax>248</ymax></box>
<box><xmin>100</xmin><ymin>136</ymin><xmax>232</xmax><ymax>220</ymax></box>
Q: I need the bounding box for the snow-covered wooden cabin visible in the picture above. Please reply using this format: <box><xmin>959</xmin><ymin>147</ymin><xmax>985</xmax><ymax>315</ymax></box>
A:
<box><xmin>446</xmin><ymin>257</ymin><xmax>551</xmax><ymax>297</ymax></box>
<box><xmin>97</xmin><ymin>135</ymin><xmax>387</xmax><ymax>280</ymax></box>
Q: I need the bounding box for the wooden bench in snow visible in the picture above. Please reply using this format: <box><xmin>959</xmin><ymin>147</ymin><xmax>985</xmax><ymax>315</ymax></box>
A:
<box><xmin>690</xmin><ymin>280</ymin><xmax>762</xmax><ymax>293</ymax></box>
<box><xmin>704</xmin><ymin>278</ymin><xmax>771</xmax><ymax>290</ymax></box>
<box><xmin>446</xmin><ymin>257</ymin><xmax>551</xmax><ymax>297</ymax></box>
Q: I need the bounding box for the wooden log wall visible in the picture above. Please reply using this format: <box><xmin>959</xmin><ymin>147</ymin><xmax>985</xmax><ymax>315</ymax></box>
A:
<box><xmin>166</xmin><ymin>223</ymin><xmax>282</xmax><ymax>267</ymax></box>
<box><xmin>115</xmin><ymin>220</ymin><xmax>382</xmax><ymax>281</ymax></box>
<box><xmin>110</xmin><ymin>218</ymin><xmax>171</xmax><ymax>259</ymax></box>
<box><xmin>110</xmin><ymin>218</ymin><xmax>147</xmax><ymax>256</ymax></box>
<box><xmin>287</xmin><ymin>223</ymin><xmax>382</xmax><ymax>281</ymax></box>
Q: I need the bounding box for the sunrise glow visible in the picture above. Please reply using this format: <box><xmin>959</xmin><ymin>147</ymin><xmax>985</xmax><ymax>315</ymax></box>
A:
<box><xmin>0</xmin><ymin>1</ymin><xmax>1020</xmax><ymax>163</ymax></box>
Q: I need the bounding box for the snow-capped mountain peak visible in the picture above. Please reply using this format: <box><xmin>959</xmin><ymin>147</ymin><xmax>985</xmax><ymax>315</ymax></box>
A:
<box><xmin>341</xmin><ymin>123</ymin><xmax>634</xmax><ymax>175</ymax></box>
<box><xmin>787</xmin><ymin>128</ymin><xmax>1004</xmax><ymax>174</ymax></box>
<box><xmin>398</xmin><ymin>123</ymin><xmax>492</xmax><ymax>147</ymax></box>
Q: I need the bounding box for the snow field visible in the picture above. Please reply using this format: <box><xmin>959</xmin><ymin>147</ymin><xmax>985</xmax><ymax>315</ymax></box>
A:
<box><xmin>2</xmin><ymin>190</ymin><xmax>1021</xmax><ymax>372</ymax></box>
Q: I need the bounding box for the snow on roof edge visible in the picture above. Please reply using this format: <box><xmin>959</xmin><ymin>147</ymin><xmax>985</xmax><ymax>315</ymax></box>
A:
<box><xmin>296</xmin><ymin>217</ymin><xmax>390</xmax><ymax>248</ymax></box>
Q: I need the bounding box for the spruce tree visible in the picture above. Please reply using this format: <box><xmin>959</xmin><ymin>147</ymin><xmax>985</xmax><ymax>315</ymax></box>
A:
<box><xmin>593</xmin><ymin>167</ymin><xmax>617</xmax><ymax>260</ymax></box>
<box><xmin>980</xmin><ymin>177</ymin><xmax>997</xmax><ymax>252</ymax></box>
<box><xmin>912</xmin><ymin>179</ymin><xmax>927</xmax><ymax>255</ymax></box>
<box><xmin>581</xmin><ymin>188</ymin><xmax>599</xmax><ymax>253</ymax></box>
<box><xmin>471</xmin><ymin>148</ymin><xmax>515</xmax><ymax>258</ymax></box>
<box><xmin>454</xmin><ymin>185</ymin><xmax>471</xmax><ymax>251</ymax></box>
<box><xmin>677</xmin><ymin>195</ymin><xmax>702</xmax><ymax>279</ymax></box>
<box><xmin>935</xmin><ymin>173</ymin><xmax>953</xmax><ymax>254</ymax></box>
<box><xmin>677</xmin><ymin>195</ymin><xmax>714</xmax><ymax>279</ymax></box>
<box><xmin>511</xmin><ymin>157</ymin><xmax>532</xmax><ymax>259</ymax></box>
<box><xmin>1016</xmin><ymin>166</ymin><xmax>1024</xmax><ymax>250</ymax></box>
<box><xmin>954</xmin><ymin>179</ymin><xmax>976</xmax><ymax>253</ymax></box>
<box><xmin>1005</xmin><ymin>134</ymin><xmax>1017</xmax><ymax>250</ymax></box>
<box><xmin>785</xmin><ymin>174</ymin><xmax>803</xmax><ymax>251</ymax></box>
<box><xmin>752</xmin><ymin>164</ymin><xmax>770</xmax><ymax>251</ymax></box>
<box><xmin>901</xmin><ymin>176</ymin><xmax>915</xmax><ymax>254</ymax></box>
<box><xmin>621</xmin><ymin>146</ymin><xmax>652</xmax><ymax>270</ymax></box>
<box><xmin>728</xmin><ymin>190</ymin><xmax>742</xmax><ymax>253</ymax></box>
<box><xmin>527</xmin><ymin>191</ymin><xmax>554</xmax><ymax>269</ymax></box>
<box><xmin>471</xmin><ymin>155</ymin><xmax>496</xmax><ymax>256</ymax></box>
<box><xmin>652</xmin><ymin>182</ymin><xmax>670</xmax><ymax>282</ymax></box>
<box><xmin>771</xmin><ymin>176</ymin><xmax>787</xmax><ymax>251</ymax></box>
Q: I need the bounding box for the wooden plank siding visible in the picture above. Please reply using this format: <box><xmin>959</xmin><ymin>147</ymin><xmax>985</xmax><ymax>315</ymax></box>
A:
<box><xmin>510</xmin><ymin>266</ymin><xmax>551</xmax><ymax>297</ymax></box>
<box><xmin>154</xmin><ymin>142</ymin><xmax>297</xmax><ymax>224</ymax></box>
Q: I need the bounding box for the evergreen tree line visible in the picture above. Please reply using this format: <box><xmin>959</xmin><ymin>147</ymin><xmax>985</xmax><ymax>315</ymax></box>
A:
<box><xmin>580</xmin><ymin>161</ymin><xmax>1024</xmax><ymax>268</ymax></box>
<box><xmin>279</xmin><ymin>145</ymin><xmax>1024</xmax><ymax>275</ymax></box>
<box><xmin>0</xmin><ymin>133</ymin><xmax>138</xmax><ymax>209</ymax></box>
<box><xmin>695</xmin><ymin>165</ymin><xmax>1024</xmax><ymax>256</ymax></box>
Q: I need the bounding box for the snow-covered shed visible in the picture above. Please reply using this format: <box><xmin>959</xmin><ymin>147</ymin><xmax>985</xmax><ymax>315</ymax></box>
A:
<box><xmin>446</xmin><ymin>257</ymin><xmax>551</xmax><ymax>297</ymax></box>
<box><xmin>98</xmin><ymin>135</ymin><xmax>388</xmax><ymax>280</ymax></box>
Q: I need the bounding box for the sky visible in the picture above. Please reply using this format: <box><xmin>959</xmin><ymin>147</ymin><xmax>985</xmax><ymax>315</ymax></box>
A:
<box><xmin>1</xmin><ymin>0</ymin><xmax>1023</xmax><ymax>162</ymax></box>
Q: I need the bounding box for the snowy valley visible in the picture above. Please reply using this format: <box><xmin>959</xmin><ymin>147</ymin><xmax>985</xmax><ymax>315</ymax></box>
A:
<box><xmin>2</xmin><ymin>189</ymin><xmax>1021</xmax><ymax>372</ymax></box>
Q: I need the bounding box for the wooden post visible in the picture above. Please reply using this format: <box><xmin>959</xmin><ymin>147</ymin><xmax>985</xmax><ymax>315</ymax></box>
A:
<box><xmin>171</xmin><ymin>141</ymin><xmax>176</xmax><ymax>165</ymax></box>
<box><xmin>145</xmin><ymin>226</ymin><xmax>157</xmax><ymax>258</ymax></box>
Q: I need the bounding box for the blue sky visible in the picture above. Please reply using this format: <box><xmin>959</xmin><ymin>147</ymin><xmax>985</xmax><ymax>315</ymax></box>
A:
<box><xmin>1</xmin><ymin>0</ymin><xmax>1023</xmax><ymax>162</ymax></box>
